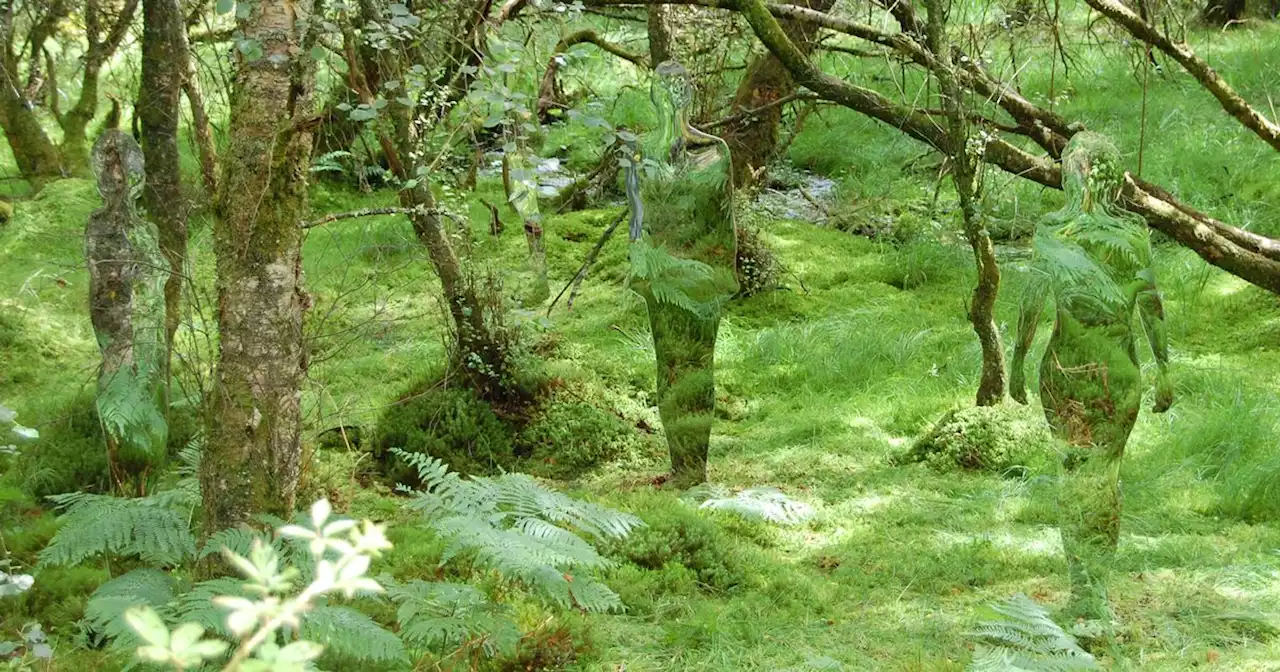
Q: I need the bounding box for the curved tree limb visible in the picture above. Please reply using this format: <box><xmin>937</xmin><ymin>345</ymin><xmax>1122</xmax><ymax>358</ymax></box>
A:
<box><xmin>1083</xmin><ymin>0</ymin><xmax>1280</xmax><ymax>153</ymax></box>
<box><xmin>538</xmin><ymin>29</ymin><xmax>649</xmax><ymax>118</ymax></box>
<box><xmin>727</xmin><ymin>0</ymin><xmax>1280</xmax><ymax>295</ymax></box>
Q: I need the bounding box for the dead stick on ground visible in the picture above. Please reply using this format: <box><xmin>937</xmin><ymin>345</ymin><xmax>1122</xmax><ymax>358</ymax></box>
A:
<box><xmin>548</xmin><ymin>209</ymin><xmax>629</xmax><ymax>316</ymax></box>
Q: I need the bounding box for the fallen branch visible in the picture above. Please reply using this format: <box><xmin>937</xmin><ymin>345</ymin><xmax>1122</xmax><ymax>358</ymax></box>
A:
<box><xmin>303</xmin><ymin>206</ymin><xmax>463</xmax><ymax>229</ymax></box>
<box><xmin>548</xmin><ymin>209</ymin><xmax>629</xmax><ymax>315</ymax></box>
<box><xmin>704</xmin><ymin>91</ymin><xmax>819</xmax><ymax>130</ymax></box>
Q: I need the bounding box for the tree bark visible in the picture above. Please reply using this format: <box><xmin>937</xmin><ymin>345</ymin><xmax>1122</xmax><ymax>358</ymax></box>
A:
<box><xmin>184</xmin><ymin>54</ymin><xmax>220</xmax><ymax>198</ymax></box>
<box><xmin>0</xmin><ymin>0</ymin><xmax>65</xmax><ymax>180</ymax></box>
<box><xmin>647</xmin><ymin>5</ymin><xmax>674</xmax><ymax>64</ymax></box>
<box><xmin>925</xmin><ymin>0</ymin><xmax>1005</xmax><ymax>405</ymax></box>
<box><xmin>139</xmin><ymin>0</ymin><xmax>189</xmax><ymax>365</ymax></box>
<box><xmin>722</xmin><ymin>0</ymin><xmax>835</xmax><ymax>186</ymax></box>
<box><xmin>202</xmin><ymin>0</ymin><xmax>316</xmax><ymax>533</ymax></box>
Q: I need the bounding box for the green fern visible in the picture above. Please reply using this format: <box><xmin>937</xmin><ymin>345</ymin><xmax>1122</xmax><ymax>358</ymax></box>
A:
<box><xmin>966</xmin><ymin>594</ymin><xmax>1100</xmax><ymax>671</ymax></box>
<box><xmin>301</xmin><ymin>604</ymin><xmax>408</xmax><ymax>666</ymax></box>
<box><xmin>686</xmin><ymin>484</ymin><xmax>815</xmax><ymax>525</ymax></box>
<box><xmin>39</xmin><ymin>489</ymin><xmax>197</xmax><ymax>566</ymax></box>
<box><xmin>396</xmin><ymin>449</ymin><xmax>643</xmax><ymax>612</ymax></box>
<box><xmin>84</xmin><ymin>568</ymin><xmax>178</xmax><ymax>651</ymax></box>
<box><xmin>629</xmin><ymin>237</ymin><xmax>723</xmax><ymax>318</ymax></box>
<box><xmin>384</xmin><ymin>577</ymin><xmax>519</xmax><ymax>657</ymax></box>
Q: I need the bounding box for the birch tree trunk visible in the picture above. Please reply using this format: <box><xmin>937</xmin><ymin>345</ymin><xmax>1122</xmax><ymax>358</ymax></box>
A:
<box><xmin>202</xmin><ymin>0</ymin><xmax>316</xmax><ymax>532</ymax></box>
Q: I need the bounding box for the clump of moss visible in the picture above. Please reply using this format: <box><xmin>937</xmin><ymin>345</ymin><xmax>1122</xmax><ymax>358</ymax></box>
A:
<box><xmin>370</xmin><ymin>382</ymin><xmax>517</xmax><ymax>485</ymax></box>
<box><xmin>516</xmin><ymin>399</ymin><xmax>639</xmax><ymax>479</ymax></box>
<box><xmin>604</xmin><ymin>494</ymin><xmax>752</xmax><ymax>592</ymax></box>
<box><xmin>899</xmin><ymin>403</ymin><xmax>1052</xmax><ymax>473</ymax></box>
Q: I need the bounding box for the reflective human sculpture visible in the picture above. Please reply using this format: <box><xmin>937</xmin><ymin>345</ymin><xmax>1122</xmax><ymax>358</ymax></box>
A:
<box><xmin>1011</xmin><ymin>132</ymin><xmax>1172</xmax><ymax>621</ymax></box>
<box><xmin>625</xmin><ymin>61</ymin><xmax>738</xmax><ymax>488</ymax></box>
<box><xmin>86</xmin><ymin>129</ymin><xmax>171</xmax><ymax>490</ymax></box>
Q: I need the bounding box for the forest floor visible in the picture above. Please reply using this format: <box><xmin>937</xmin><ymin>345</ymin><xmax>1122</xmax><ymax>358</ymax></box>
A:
<box><xmin>3</xmin><ymin>20</ymin><xmax>1280</xmax><ymax>672</ymax></box>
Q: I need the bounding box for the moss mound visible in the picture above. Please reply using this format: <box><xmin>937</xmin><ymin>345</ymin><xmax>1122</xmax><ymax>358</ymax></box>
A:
<box><xmin>515</xmin><ymin>399</ymin><xmax>639</xmax><ymax>479</ymax></box>
<box><xmin>605</xmin><ymin>494</ymin><xmax>752</xmax><ymax>592</ymax></box>
<box><xmin>900</xmin><ymin>403</ymin><xmax>1052</xmax><ymax>473</ymax></box>
<box><xmin>370</xmin><ymin>382</ymin><xmax>517</xmax><ymax>484</ymax></box>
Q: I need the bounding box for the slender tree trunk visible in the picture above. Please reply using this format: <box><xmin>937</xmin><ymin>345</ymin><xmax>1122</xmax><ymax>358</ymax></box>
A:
<box><xmin>722</xmin><ymin>0</ymin><xmax>834</xmax><ymax>187</ymax></box>
<box><xmin>647</xmin><ymin>6</ymin><xmax>674</xmax><ymax>64</ymax></box>
<box><xmin>57</xmin><ymin>68</ymin><xmax>103</xmax><ymax>174</ymax></box>
<box><xmin>202</xmin><ymin>0</ymin><xmax>316</xmax><ymax>533</ymax></box>
<box><xmin>183</xmin><ymin>55</ymin><xmax>220</xmax><ymax>198</ymax></box>
<box><xmin>925</xmin><ymin>0</ymin><xmax>1005</xmax><ymax>405</ymax></box>
<box><xmin>139</xmin><ymin>0</ymin><xmax>189</xmax><ymax>364</ymax></box>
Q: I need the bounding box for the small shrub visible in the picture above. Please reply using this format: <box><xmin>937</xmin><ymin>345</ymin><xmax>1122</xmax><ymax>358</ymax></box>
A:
<box><xmin>516</xmin><ymin>400</ymin><xmax>638</xmax><ymax>479</ymax></box>
<box><xmin>371</xmin><ymin>382</ymin><xmax>516</xmax><ymax>483</ymax></box>
<box><xmin>899</xmin><ymin>403</ymin><xmax>1052</xmax><ymax>473</ymax></box>
<box><xmin>604</xmin><ymin>495</ymin><xmax>750</xmax><ymax>592</ymax></box>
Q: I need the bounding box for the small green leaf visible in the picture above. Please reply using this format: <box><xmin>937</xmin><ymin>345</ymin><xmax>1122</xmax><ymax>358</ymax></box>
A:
<box><xmin>124</xmin><ymin>606</ymin><xmax>171</xmax><ymax>648</ymax></box>
<box><xmin>215</xmin><ymin>0</ymin><xmax>234</xmax><ymax>13</ymax></box>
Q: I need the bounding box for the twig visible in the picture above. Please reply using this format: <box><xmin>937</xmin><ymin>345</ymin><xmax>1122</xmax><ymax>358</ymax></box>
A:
<box><xmin>704</xmin><ymin>92</ymin><xmax>820</xmax><ymax>130</ymax></box>
<box><xmin>547</xmin><ymin>209</ymin><xmax>628</xmax><ymax>316</ymax></box>
<box><xmin>302</xmin><ymin>206</ymin><xmax>462</xmax><ymax>229</ymax></box>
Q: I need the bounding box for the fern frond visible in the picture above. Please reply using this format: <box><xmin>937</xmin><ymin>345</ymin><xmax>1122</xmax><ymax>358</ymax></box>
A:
<box><xmin>695</xmin><ymin>486</ymin><xmax>815</xmax><ymax>525</ymax></box>
<box><xmin>395</xmin><ymin>451</ymin><xmax>641</xmax><ymax>612</ymax></box>
<box><xmin>40</xmin><ymin>491</ymin><xmax>197</xmax><ymax>566</ymax></box>
<box><xmin>385</xmin><ymin>578</ymin><xmax>519</xmax><ymax>658</ymax></box>
<box><xmin>300</xmin><ymin>605</ymin><xmax>408</xmax><ymax>666</ymax></box>
<box><xmin>84</xmin><ymin>569</ymin><xmax>178</xmax><ymax>651</ymax></box>
<box><xmin>965</xmin><ymin>595</ymin><xmax>1099</xmax><ymax>671</ymax></box>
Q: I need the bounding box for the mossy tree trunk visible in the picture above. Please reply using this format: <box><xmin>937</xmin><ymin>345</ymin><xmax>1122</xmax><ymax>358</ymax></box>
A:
<box><xmin>202</xmin><ymin>0</ymin><xmax>316</xmax><ymax>533</ymax></box>
<box><xmin>183</xmin><ymin>54</ymin><xmax>220</xmax><ymax>199</ymax></box>
<box><xmin>56</xmin><ymin>0</ymin><xmax>141</xmax><ymax>176</ymax></box>
<box><xmin>0</xmin><ymin>0</ymin><xmax>68</xmax><ymax>180</ymax></box>
<box><xmin>721</xmin><ymin>0</ymin><xmax>834</xmax><ymax>187</ymax></box>
<box><xmin>647</xmin><ymin>6</ymin><xmax>673</xmax><ymax>64</ymax></box>
<box><xmin>139</xmin><ymin>0</ymin><xmax>189</xmax><ymax>371</ymax></box>
<box><xmin>925</xmin><ymin>0</ymin><xmax>1005</xmax><ymax>406</ymax></box>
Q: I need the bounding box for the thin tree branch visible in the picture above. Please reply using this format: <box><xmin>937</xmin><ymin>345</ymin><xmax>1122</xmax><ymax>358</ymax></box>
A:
<box><xmin>1084</xmin><ymin>0</ymin><xmax>1280</xmax><ymax>152</ymax></box>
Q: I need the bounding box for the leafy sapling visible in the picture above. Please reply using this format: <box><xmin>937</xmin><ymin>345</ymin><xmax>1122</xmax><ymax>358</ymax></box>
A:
<box><xmin>125</xmin><ymin>499</ymin><xmax>392</xmax><ymax>671</ymax></box>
